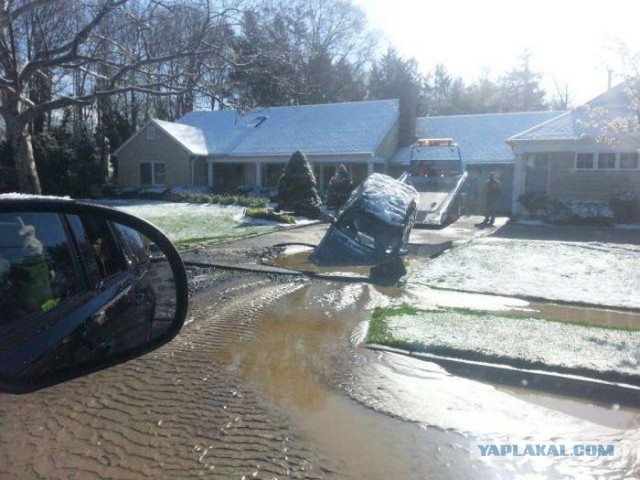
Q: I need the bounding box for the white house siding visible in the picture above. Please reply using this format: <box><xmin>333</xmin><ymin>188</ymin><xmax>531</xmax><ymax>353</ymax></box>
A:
<box><xmin>116</xmin><ymin>125</ymin><xmax>191</xmax><ymax>187</ymax></box>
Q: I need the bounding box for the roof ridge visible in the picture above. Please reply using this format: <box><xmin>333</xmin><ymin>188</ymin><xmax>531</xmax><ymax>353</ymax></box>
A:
<box><xmin>506</xmin><ymin>111</ymin><xmax>573</xmax><ymax>141</ymax></box>
<box><xmin>419</xmin><ymin>110</ymin><xmax>564</xmax><ymax>121</ymax></box>
<box><xmin>150</xmin><ymin>118</ymin><xmax>206</xmax><ymax>155</ymax></box>
<box><xmin>584</xmin><ymin>82</ymin><xmax>627</xmax><ymax>107</ymax></box>
<box><xmin>249</xmin><ymin>98</ymin><xmax>399</xmax><ymax>112</ymax></box>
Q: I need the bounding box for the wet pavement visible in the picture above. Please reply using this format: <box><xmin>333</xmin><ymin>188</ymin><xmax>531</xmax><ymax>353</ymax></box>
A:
<box><xmin>1</xmin><ymin>217</ymin><xmax>639</xmax><ymax>479</ymax></box>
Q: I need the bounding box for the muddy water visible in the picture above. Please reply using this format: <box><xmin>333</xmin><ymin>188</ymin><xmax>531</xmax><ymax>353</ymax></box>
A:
<box><xmin>266</xmin><ymin>249</ymin><xmax>640</xmax><ymax>476</ymax></box>
<box><xmin>403</xmin><ymin>282</ymin><xmax>640</xmax><ymax>330</ymax></box>
<box><xmin>211</xmin><ymin>281</ymin><xmax>496</xmax><ymax>479</ymax></box>
<box><xmin>0</xmin><ymin>273</ymin><xmax>330</xmax><ymax>479</ymax></box>
<box><xmin>1</xmin><ymin>267</ymin><xmax>639</xmax><ymax>479</ymax></box>
<box><xmin>265</xmin><ymin>246</ymin><xmax>371</xmax><ymax>277</ymax></box>
<box><xmin>532</xmin><ymin>303</ymin><xmax>640</xmax><ymax>330</ymax></box>
<box><xmin>204</xmin><ymin>277</ymin><xmax>640</xmax><ymax>478</ymax></box>
<box><xmin>269</xmin><ymin>246</ymin><xmax>640</xmax><ymax>331</ymax></box>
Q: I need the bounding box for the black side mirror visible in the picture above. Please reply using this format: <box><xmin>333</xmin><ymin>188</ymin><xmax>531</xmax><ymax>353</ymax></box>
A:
<box><xmin>0</xmin><ymin>198</ymin><xmax>188</xmax><ymax>393</ymax></box>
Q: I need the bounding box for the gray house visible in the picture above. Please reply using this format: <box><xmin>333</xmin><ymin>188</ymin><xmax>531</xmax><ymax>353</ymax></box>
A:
<box><xmin>114</xmin><ymin>85</ymin><xmax>638</xmax><ymax>216</ymax></box>
<box><xmin>509</xmin><ymin>85</ymin><xmax>640</xmax><ymax>215</ymax></box>
<box><xmin>391</xmin><ymin>111</ymin><xmax>563</xmax><ymax>212</ymax></box>
<box><xmin>114</xmin><ymin>99</ymin><xmax>400</xmax><ymax>193</ymax></box>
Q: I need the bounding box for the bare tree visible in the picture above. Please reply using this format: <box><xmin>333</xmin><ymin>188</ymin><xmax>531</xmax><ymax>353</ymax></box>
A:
<box><xmin>550</xmin><ymin>78</ymin><xmax>571</xmax><ymax>111</ymax></box>
<box><xmin>0</xmin><ymin>0</ymin><xmax>240</xmax><ymax>193</ymax></box>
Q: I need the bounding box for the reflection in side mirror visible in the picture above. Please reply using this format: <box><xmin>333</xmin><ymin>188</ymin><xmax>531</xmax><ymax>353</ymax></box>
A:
<box><xmin>0</xmin><ymin>198</ymin><xmax>188</xmax><ymax>393</ymax></box>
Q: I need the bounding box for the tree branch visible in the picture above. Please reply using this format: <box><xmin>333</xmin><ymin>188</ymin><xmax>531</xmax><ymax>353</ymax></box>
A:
<box><xmin>18</xmin><ymin>0</ymin><xmax>127</xmax><ymax>84</ymax></box>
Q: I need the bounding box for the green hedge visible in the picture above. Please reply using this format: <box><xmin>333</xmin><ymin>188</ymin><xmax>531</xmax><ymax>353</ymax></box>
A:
<box><xmin>102</xmin><ymin>187</ymin><xmax>268</xmax><ymax>208</ymax></box>
<box><xmin>245</xmin><ymin>207</ymin><xmax>296</xmax><ymax>224</ymax></box>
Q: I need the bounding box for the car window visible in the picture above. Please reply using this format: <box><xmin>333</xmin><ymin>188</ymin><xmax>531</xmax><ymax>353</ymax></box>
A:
<box><xmin>338</xmin><ymin>209</ymin><xmax>402</xmax><ymax>253</ymax></box>
<box><xmin>66</xmin><ymin>215</ymin><xmax>127</xmax><ymax>281</ymax></box>
<box><xmin>0</xmin><ymin>213</ymin><xmax>83</xmax><ymax>325</ymax></box>
<box><xmin>112</xmin><ymin>223</ymin><xmax>151</xmax><ymax>266</ymax></box>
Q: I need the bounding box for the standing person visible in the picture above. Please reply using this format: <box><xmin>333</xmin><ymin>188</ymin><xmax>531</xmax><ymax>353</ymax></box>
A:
<box><xmin>481</xmin><ymin>172</ymin><xmax>502</xmax><ymax>226</ymax></box>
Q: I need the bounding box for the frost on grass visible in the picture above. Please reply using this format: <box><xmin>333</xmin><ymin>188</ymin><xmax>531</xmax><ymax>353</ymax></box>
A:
<box><xmin>410</xmin><ymin>238</ymin><xmax>640</xmax><ymax>309</ymax></box>
<box><xmin>379</xmin><ymin>309</ymin><xmax>640</xmax><ymax>379</ymax></box>
<box><xmin>98</xmin><ymin>200</ymin><xmax>278</xmax><ymax>247</ymax></box>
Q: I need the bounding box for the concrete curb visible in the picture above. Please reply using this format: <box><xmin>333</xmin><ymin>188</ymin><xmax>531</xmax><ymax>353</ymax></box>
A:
<box><xmin>424</xmin><ymin>286</ymin><xmax>640</xmax><ymax>314</ymax></box>
<box><xmin>366</xmin><ymin>344</ymin><xmax>640</xmax><ymax>408</ymax></box>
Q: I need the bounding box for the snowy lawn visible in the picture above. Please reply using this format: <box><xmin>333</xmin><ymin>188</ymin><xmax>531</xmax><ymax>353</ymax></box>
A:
<box><xmin>409</xmin><ymin>238</ymin><xmax>640</xmax><ymax>309</ymax></box>
<box><xmin>367</xmin><ymin>305</ymin><xmax>640</xmax><ymax>381</ymax></box>
<box><xmin>97</xmin><ymin>200</ymin><xmax>285</xmax><ymax>248</ymax></box>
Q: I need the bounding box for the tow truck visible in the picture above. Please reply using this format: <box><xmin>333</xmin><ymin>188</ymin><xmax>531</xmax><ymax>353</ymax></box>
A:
<box><xmin>399</xmin><ymin>138</ymin><xmax>468</xmax><ymax>226</ymax></box>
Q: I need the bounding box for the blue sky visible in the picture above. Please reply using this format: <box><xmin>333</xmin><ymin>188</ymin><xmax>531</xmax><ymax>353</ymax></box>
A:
<box><xmin>353</xmin><ymin>0</ymin><xmax>640</xmax><ymax>105</ymax></box>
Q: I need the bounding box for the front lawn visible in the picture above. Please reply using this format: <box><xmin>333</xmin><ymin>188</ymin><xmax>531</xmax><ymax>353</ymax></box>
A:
<box><xmin>409</xmin><ymin>238</ymin><xmax>640</xmax><ymax>309</ymax></box>
<box><xmin>99</xmin><ymin>200</ymin><xmax>282</xmax><ymax>249</ymax></box>
<box><xmin>367</xmin><ymin>305</ymin><xmax>640</xmax><ymax>382</ymax></box>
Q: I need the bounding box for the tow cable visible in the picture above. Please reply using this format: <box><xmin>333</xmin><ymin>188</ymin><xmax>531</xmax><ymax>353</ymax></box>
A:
<box><xmin>182</xmin><ymin>242</ymin><xmax>405</xmax><ymax>286</ymax></box>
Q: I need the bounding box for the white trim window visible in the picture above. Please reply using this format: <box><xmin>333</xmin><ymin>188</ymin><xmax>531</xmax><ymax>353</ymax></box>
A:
<box><xmin>576</xmin><ymin>153</ymin><xmax>595</xmax><ymax>170</ymax></box>
<box><xmin>620</xmin><ymin>152</ymin><xmax>639</xmax><ymax>170</ymax></box>
<box><xmin>596</xmin><ymin>152</ymin><xmax>616</xmax><ymax>169</ymax></box>
<box><xmin>576</xmin><ymin>151</ymin><xmax>640</xmax><ymax>170</ymax></box>
<box><xmin>140</xmin><ymin>161</ymin><xmax>166</xmax><ymax>186</ymax></box>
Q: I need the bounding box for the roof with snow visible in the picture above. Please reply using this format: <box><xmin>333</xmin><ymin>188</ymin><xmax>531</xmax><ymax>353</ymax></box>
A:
<box><xmin>392</xmin><ymin>110</ymin><xmax>564</xmax><ymax>165</ymax></box>
<box><xmin>509</xmin><ymin>83</ymin><xmax>640</xmax><ymax>142</ymax></box>
<box><xmin>153</xmin><ymin>119</ymin><xmax>208</xmax><ymax>156</ymax></box>
<box><xmin>173</xmin><ymin>99</ymin><xmax>400</xmax><ymax>157</ymax></box>
<box><xmin>508</xmin><ymin>106</ymin><xmax>639</xmax><ymax>142</ymax></box>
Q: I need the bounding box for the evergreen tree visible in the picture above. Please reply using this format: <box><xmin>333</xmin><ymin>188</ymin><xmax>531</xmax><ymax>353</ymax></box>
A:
<box><xmin>498</xmin><ymin>51</ymin><xmax>548</xmax><ymax>112</ymax></box>
<box><xmin>276</xmin><ymin>150</ymin><xmax>322</xmax><ymax>218</ymax></box>
<box><xmin>368</xmin><ymin>48</ymin><xmax>421</xmax><ymax>101</ymax></box>
<box><xmin>326</xmin><ymin>164</ymin><xmax>354</xmax><ymax>210</ymax></box>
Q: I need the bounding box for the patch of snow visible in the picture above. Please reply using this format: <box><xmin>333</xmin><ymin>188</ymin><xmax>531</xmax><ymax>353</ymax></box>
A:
<box><xmin>359</xmin><ymin>173</ymin><xmax>418</xmax><ymax>227</ymax></box>
<box><xmin>0</xmin><ymin>193</ymin><xmax>71</xmax><ymax>200</ymax></box>
<box><xmin>410</xmin><ymin>238</ymin><xmax>640</xmax><ymax>309</ymax></box>
<box><xmin>403</xmin><ymin>285</ymin><xmax>531</xmax><ymax>312</ymax></box>
<box><xmin>293</xmin><ymin>217</ymin><xmax>318</xmax><ymax>226</ymax></box>
<box><xmin>384</xmin><ymin>310</ymin><xmax>640</xmax><ymax>377</ymax></box>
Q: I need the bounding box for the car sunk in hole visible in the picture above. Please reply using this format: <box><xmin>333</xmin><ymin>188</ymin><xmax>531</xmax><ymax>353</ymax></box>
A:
<box><xmin>0</xmin><ymin>196</ymin><xmax>188</xmax><ymax>393</ymax></box>
<box><xmin>313</xmin><ymin>173</ymin><xmax>419</xmax><ymax>266</ymax></box>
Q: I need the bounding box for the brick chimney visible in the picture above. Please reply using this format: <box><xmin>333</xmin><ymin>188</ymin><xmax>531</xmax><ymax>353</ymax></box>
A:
<box><xmin>398</xmin><ymin>80</ymin><xmax>417</xmax><ymax>148</ymax></box>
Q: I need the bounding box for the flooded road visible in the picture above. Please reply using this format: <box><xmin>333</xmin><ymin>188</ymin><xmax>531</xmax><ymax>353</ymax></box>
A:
<box><xmin>210</xmin><ymin>280</ymin><xmax>494</xmax><ymax>479</ymax></box>
<box><xmin>1</xmin><ymin>265</ymin><xmax>639</xmax><ymax>479</ymax></box>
